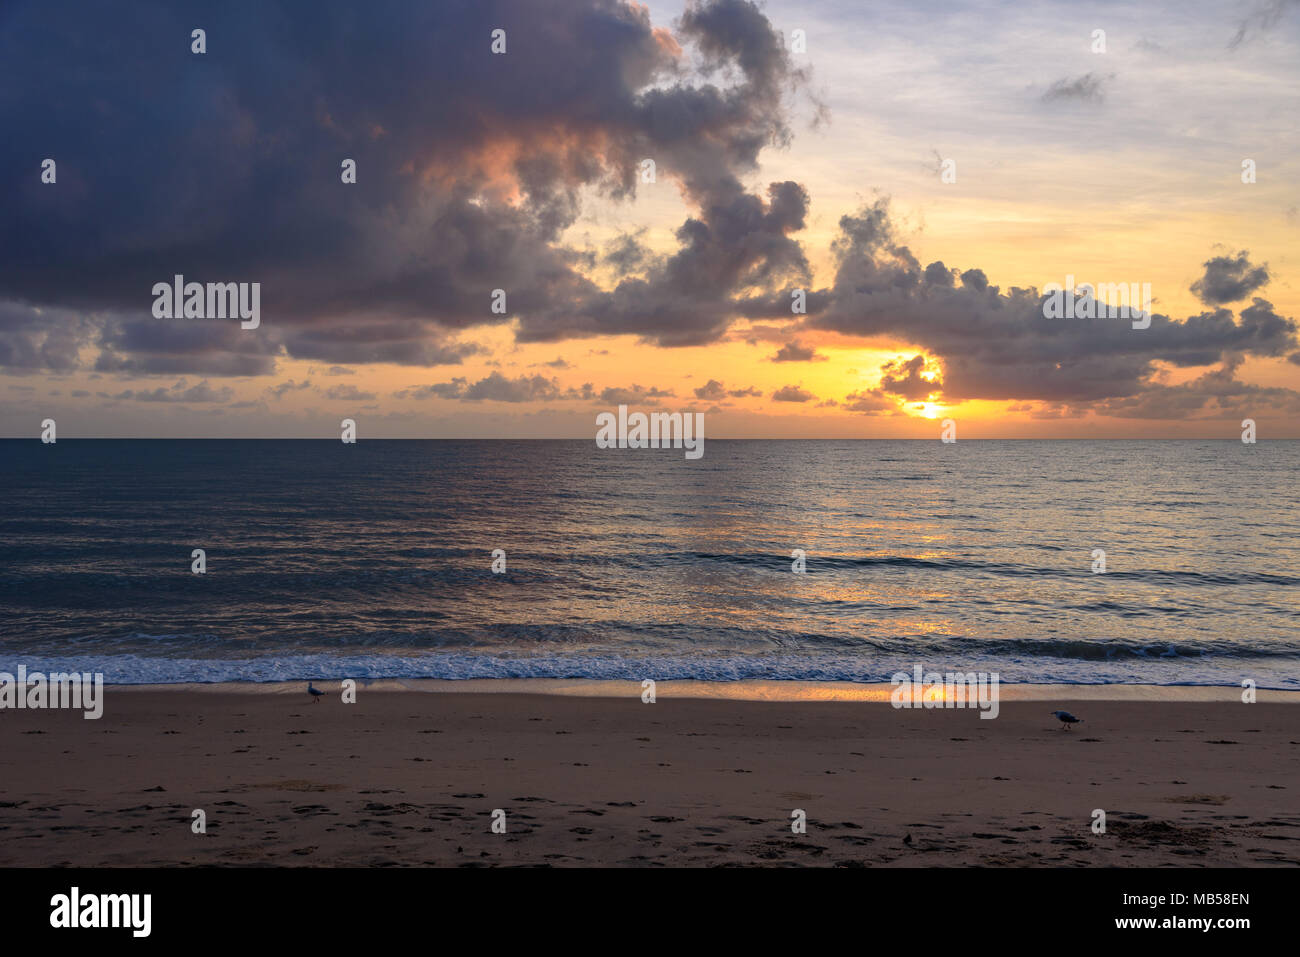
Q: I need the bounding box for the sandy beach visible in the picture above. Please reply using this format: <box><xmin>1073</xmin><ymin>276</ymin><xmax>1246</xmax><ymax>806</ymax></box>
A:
<box><xmin>0</xmin><ymin>685</ymin><xmax>1296</xmax><ymax>867</ymax></box>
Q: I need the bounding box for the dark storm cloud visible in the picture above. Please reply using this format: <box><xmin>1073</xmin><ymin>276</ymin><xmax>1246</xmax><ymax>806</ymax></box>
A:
<box><xmin>94</xmin><ymin>314</ymin><xmax>280</xmax><ymax>376</ymax></box>
<box><xmin>805</xmin><ymin>199</ymin><xmax>1300</xmax><ymax>413</ymax></box>
<box><xmin>515</xmin><ymin>180</ymin><xmax>812</xmax><ymax>346</ymax></box>
<box><xmin>278</xmin><ymin>321</ymin><xmax>482</xmax><ymax>366</ymax></box>
<box><xmin>0</xmin><ymin>0</ymin><xmax>811</xmax><ymax>370</ymax></box>
<box><xmin>1190</xmin><ymin>251</ymin><xmax>1271</xmax><ymax>305</ymax></box>
<box><xmin>0</xmin><ymin>302</ymin><xmax>91</xmax><ymax>373</ymax></box>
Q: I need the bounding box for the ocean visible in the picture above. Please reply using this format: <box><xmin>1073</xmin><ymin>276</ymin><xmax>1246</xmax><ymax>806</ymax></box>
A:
<box><xmin>2</xmin><ymin>439</ymin><xmax>1297</xmax><ymax>688</ymax></box>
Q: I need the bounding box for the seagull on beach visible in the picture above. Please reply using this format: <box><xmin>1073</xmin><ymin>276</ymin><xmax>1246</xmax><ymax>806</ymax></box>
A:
<box><xmin>1050</xmin><ymin>710</ymin><xmax>1082</xmax><ymax>730</ymax></box>
<box><xmin>308</xmin><ymin>681</ymin><xmax>325</xmax><ymax>703</ymax></box>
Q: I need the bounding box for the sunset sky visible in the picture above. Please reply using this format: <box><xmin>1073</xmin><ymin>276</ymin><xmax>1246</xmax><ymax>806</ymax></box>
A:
<box><xmin>2</xmin><ymin>0</ymin><xmax>1297</xmax><ymax>437</ymax></box>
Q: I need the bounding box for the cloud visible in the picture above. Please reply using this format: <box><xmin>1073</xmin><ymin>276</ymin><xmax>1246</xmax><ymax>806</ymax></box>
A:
<box><xmin>693</xmin><ymin>379</ymin><xmax>728</xmax><ymax>400</ymax></box>
<box><xmin>113</xmin><ymin>380</ymin><xmax>233</xmax><ymax>403</ymax></box>
<box><xmin>1092</xmin><ymin>355</ymin><xmax>1300</xmax><ymax>418</ymax></box>
<box><xmin>770</xmin><ymin>340</ymin><xmax>825</xmax><ymax>362</ymax></box>
<box><xmin>453</xmin><ymin>372</ymin><xmax>566</xmax><ymax>403</ymax></box>
<box><xmin>1041</xmin><ymin>72</ymin><xmax>1113</xmax><ymax>103</ymax></box>
<box><xmin>515</xmin><ymin>180</ymin><xmax>813</xmax><ymax>346</ymax></box>
<box><xmin>598</xmin><ymin>384</ymin><xmax>676</xmax><ymax>405</ymax></box>
<box><xmin>772</xmin><ymin>383</ymin><xmax>815</xmax><ymax>402</ymax></box>
<box><xmin>279</xmin><ymin>323</ymin><xmax>481</xmax><ymax>367</ymax></box>
<box><xmin>0</xmin><ymin>0</ymin><xmax>813</xmax><ymax>369</ymax></box>
<box><xmin>1190</xmin><ymin>251</ymin><xmax>1270</xmax><ymax>305</ymax></box>
<box><xmin>406</xmin><ymin>374</ymin><xmax>679</xmax><ymax>405</ymax></box>
<box><xmin>842</xmin><ymin>390</ymin><xmax>895</xmax><ymax>414</ymax></box>
<box><xmin>877</xmin><ymin>354</ymin><xmax>941</xmax><ymax>400</ymax></box>
<box><xmin>324</xmin><ymin>384</ymin><xmax>377</xmax><ymax>401</ymax></box>
<box><xmin>268</xmin><ymin>378</ymin><xmax>312</xmax><ymax>399</ymax></box>
<box><xmin>402</xmin><ymin>371</ymin><xmax>598</xmax><ymax>403</ymax></box>
<box><xmin>602</xmin><ymin>233</ymin><xmax>654</xmax><ymax>277</ymax></box>
<box><xmin>0</xmin><ymin>302</ymin><xmax>91</xmax><ymax>373</ymax></box>
<box><xmin>1229</xmin><ymin>0</ymin><xmax>1298</xmax><ymax>48</ymax></box>
<box><xmin>693</xmin><ymin>377</ymin><xmax>759</xmax><ymax>401</ymax></box>
<box><xmin>395</xmin><ymin>379</ymin><xmax>470</xmax><ymax>400</ymax></box>
<box><xmin>802</xmin><ymin>198</ymin><xmax>1299</xmax><ymax>413</ymax></box>
<box><xmin>6</xmin><ymin>0</ymin><xmax>1294</xmax><ymax>431</ymax></box>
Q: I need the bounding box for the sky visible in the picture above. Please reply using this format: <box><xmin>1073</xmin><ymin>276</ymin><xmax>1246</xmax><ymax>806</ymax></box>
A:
<box><xmin>1</xmin><ymin>0</ymin><xmax>1298</xmax><ymax>438</ymax></box>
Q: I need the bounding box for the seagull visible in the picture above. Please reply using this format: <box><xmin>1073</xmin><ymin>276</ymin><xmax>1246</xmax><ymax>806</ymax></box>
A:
<box><xmin>1050</xmin><ymin>710</ymin><xmax>1082</xmax><ymax>730</ymax></box>
<box><xmin>307</xmin><ymin>681</ymin><xmax>325</xmax><ymax>704</ymax></box>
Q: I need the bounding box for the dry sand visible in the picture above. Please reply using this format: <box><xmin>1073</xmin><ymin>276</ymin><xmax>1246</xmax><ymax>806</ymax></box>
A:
<box><xmin>1</xmin><ymin>687</ymin><xmax>1297</xmax><ymax>867</ymax></box>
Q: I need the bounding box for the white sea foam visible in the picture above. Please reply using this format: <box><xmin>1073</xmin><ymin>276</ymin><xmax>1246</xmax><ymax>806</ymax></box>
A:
<box><xmin>0</xmin><ymin>653</ymin><xmax>1294</xmax><ymax>689</ymax></box>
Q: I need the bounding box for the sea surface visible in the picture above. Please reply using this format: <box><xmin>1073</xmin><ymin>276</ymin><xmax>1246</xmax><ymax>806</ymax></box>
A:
<box><xmin>2</xmin><ymin>439</ymin><xmax>1298</xmax><ymax>688</ymax></box>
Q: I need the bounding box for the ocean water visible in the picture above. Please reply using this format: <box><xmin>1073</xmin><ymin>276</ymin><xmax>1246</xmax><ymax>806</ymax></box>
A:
<box><xmin>1</xmin><ymin>439</ymin><xmax>1298</xmax><ymax>688</ymax></box>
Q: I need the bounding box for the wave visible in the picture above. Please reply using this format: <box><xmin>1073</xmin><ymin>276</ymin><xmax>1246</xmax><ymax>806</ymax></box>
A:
<box><xmin>676</xmin><ymin>553</ymin><xmax>1300</xmax><ymax>585</ymax></box>
<box><xmin>1</xmin><ymin>651</ymin><xmax>1295</xmax><ymax>689</ymax></box>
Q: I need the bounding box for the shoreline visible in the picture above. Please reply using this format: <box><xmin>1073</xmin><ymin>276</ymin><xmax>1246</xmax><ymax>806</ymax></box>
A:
<box><xmin>88</xmin><ymin>678</ymin><xmax>1300</xmax><ymax>702</ymax></box>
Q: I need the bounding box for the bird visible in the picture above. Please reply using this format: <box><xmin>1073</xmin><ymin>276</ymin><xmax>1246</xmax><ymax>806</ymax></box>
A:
<box><xmin>307</xmin><ymin>681</ymin><xmax>325</xmax><ymax>703</ymax></box>
<box><xmin>1050</xmin><ymin>710</ymin><xmax>1082</xmax><ymax>730</ymax></box>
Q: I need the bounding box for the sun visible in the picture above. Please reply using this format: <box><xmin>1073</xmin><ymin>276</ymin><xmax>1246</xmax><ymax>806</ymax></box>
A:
<box><xmin>919</xmin><ymin>402</ymin><xmax>941</xmax><ymax>419</ymax></box>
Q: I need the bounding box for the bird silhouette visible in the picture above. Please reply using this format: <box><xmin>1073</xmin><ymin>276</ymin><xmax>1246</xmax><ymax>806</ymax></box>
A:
<box><xmin>1050</xmin><ymin>710</ymin><xmax>1082</xmax><ymax>730</ymax></box>
<box><xmin>308</xmin><ymin>681</ymin><xmax>325</xmax><ymax>703</ymax></box>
